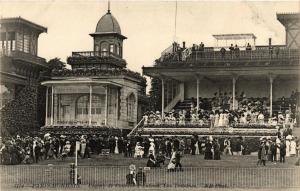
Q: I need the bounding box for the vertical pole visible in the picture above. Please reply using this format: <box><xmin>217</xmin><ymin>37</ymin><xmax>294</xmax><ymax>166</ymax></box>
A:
<box><xmin>45</xmin><ymin>87</ymin><xmax>48</xmax><ymax>125</ymax></box>
<box><xmin>166</xmin><ymin>80</ymin><xmax>169</xmax><ymax>107</ymax></box>
<box><xmin>196</xmin><ymin>77</ymin><xmax>199</xmax><ymax>113</ymax></box>
<box><xmin>51</xmin><ymin>86</ymin><xmax>54</xmax><ymax>125</ymax></box>
<box><xmin>161</xmin><ymin>79</ymin><xmax>165</xmax><ymax>119</ymax></box>
<box><xmin>232</xmin><ymin>77</ymin><xmax>236</xmax><ymax>110</ymax></box>
<box><xmin>74</xmin><ymin>141</ymin><xmax>79</xmax><ymax>185</ymax></box>
<box><xmin>116</xmin><ymin>89</ymin><xmax>119</xmax><ymax>128</ymax></box>
<box><xmin>89</xmin><ymin>85</ymin><xmax>92</xmax><ymax>126</ymax></box>
<box><xmin>105</xmin><ymin>86</ymin><xmax>108</xmax><ymax>125</ymax></box>
<box><xmin>270</xmin><ymin>76</ymin><xmax>273</xmax><ymax>118</ymax></box>
<box><xmin>5</xmin><ymin>29</ymin><xmax>8</xmax><ymax>54</ymax></box>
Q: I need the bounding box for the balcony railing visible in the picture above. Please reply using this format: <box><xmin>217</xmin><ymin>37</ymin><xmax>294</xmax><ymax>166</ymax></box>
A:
<box><xmin>0</xmin><ymin>50</ymin><xmax>47</xmax><ymax>67</ymax></box>
<box><xmin>188</xmin><ymin>48</ymin><xmax>299</xmax><ymax>61</ymax></box>
<box><xmin>71</xmin><ymin>51</ymin><xmax>122</xmax><ymax>60</ymax></box>
<box><xmin>158</xmin><ymin>46</ymin><xmax>299</xmax><ymax>65</ymax></box>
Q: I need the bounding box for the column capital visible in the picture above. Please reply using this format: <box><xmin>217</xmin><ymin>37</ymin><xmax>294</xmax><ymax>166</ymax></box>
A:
<box><xmin>194</xmin><ymin>73</ymin><xmax>204</xmax><ymax>80</ymax></box>
<box><xmin>268</xmin><ymin>73</ymin><xmax>277</xmax><ymax>83</ymax></box>
<box><xmin>231</xmin><ymin>73</ymin><xmax>239</xmax><ymax>81</ymax></box>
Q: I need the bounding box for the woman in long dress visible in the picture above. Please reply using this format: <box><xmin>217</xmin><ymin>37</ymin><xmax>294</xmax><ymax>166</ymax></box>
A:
<box><xmin>114</xmin><ymin>137</ymin><xmax>119</xmax><ymax>154</ymax></box>
<box><xmin>204</xmin><ymin>138</ymin><xmax>213</xmax><ymax>160</ymax></box>
<box><xmin>146</xmin><ymin>150</ymin><xmax>156</xmax><ymax>168</ymax></box>
<box><xmin>167</xmin><ymin>152</ymin><xmax>176</xmax><ymax>171</ymax></box>
<box><xmin>214</xmin><ymin>112</ymin><xmax>219</xmax><ymax>127</ymax></box>
<box><xmin>218</xmin><ymin>113</ymin><xmax>224</xmax><ymax>127</ymax></box>
<box><xmin>290</xmin><ymin>139</ymin><xmax>296</xmax><ymax>156</ymax></box>
<box><xmin>286</xmin><ymin>139</ymin><xmax>291</xmax><ymax>157</ymax></box>
<box><xmin>149</xmin><ymin>141</ymin><xmax>155</xmax><ymax>157</ymax></box>
<box><xmin>195</xmin><ymin>141</ymin><xmax>200</xmax><ymax>155</ymax></box>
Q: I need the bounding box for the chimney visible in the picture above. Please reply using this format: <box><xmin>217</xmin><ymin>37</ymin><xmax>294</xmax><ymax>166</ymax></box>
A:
<box><xmin>182</xmin><ymin>41</ymin><xmax>186</xmax><ymax>49</ymax></box>
<box><xmin>269</xmin><ymin>38</ymin><xmax>272</xmax><ymax>46</ymax></box>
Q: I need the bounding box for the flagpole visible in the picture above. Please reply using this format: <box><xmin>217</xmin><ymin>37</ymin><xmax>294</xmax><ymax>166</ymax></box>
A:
<box><xmin>174</xmin><ymin>0</ymin><xmax>178</xmax><ymax>42</ymax></box>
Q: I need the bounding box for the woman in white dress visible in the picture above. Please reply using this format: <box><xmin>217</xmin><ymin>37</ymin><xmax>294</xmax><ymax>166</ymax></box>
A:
<box><xmin>286</xmin><ymin>139</ymin><xmax>291</xmax><ymax>157</ymax></box>
<box><xmin>114</xmin><ymin>137</ymin><xmax>119</xmax><ymax>154</ymax></box>
<box><xmin>290</xmin><ymin>138</ymin><xmax>296</xmax><ymax>156</ymax></box>
<box><xmin>219</xmin><ymin>113</ymin><xmax>224</xmax><ymax>127</ymax></box>
<box><xmin>80</xmin><ymin>138</ymin><xmax>86</xmax><ymax>158</ymax></box>
<box><xmin>167</xmin><ymin>152</ymin><xmax>176</xmax><ymax>171</ymax></box>
<box><xmin>149</xmin><ymin>141</ymin><xmax>155</xmax><ymax>157</ymax></box>
<box><xmin>214</xmin><ymin>112</ymin><xmax>219</xmax><ymax>127</ymax></box>
<box><xmin>276</xmin><ymin>138</ymin><xmax>281</xmax><ymax>161</ymax></box>
<box><xmin>195</xmin><ymin>140</ymin><xmax>200</xmax><ymax>155</ymax></box>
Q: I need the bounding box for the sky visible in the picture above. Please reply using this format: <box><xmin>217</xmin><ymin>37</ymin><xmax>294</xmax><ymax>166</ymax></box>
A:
<box><xmin>1</xmin><ymin>0</ymin><xmax>299</xmax><ymax>89</ymax></box>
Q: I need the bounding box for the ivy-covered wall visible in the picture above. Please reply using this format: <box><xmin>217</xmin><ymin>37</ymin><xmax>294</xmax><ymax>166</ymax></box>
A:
<box><xmin>0</xmin><ymin>86</ymin><xmax>39</xmax><ymax>136</ymax></box>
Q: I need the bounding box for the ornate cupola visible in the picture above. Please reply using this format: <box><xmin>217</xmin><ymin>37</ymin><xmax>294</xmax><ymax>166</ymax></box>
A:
<box><xmin>90</xmin><ymin>6</ymin><xmax>127</xmax><ymax>59</ymax></box>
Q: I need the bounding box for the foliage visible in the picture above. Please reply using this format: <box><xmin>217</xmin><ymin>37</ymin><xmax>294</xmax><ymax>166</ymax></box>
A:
<box><xmin>48</xmin><ymin>58</ymin><xmax>67</xmax><ymax>71</ymax></box>
<box><xmin>0</xmin><ymin>86</ymin><xmax>39</xmax><ymax>136</ymax></box>
<box><xmin>148</xmin><ymin>77</ymin><xmax>162</xmax><ymax>112</ymax></box>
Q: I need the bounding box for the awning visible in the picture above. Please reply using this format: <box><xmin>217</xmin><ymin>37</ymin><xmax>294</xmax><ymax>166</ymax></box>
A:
<box><xmin>213</xmin><ymin>33</ymin><xmax>257</xmax><ymax>40</ymax></box>
<box><xmin>41</xmin><ymin>78</ymin><xmax>123</xmax><ymax>87</ymax></box>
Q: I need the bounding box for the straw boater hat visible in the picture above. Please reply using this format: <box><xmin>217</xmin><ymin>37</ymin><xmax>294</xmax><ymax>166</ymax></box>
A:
<box><xmin>66</xmin><ymin>141</ymin><xmax>70</xmax><ymax>144</ymax></box>
<box><xmin>60</xmin><ymin>135</ymin><xmax>66</xmax><ymax>139</ymax></box>
<box><xmin>286</xmin><ymin>135</ymin><xmax>292</xmax><ymax>140</ymax></box>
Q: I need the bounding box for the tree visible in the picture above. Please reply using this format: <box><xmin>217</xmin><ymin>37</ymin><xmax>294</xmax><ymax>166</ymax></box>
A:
<box><xmin>47</xmin><ymin>58</ymin><xmax>67</xmax><ymax>71</ymax></box>
<box><xmin>148</xmin><ymin>77</ymin><xmax>162</xmax><ymax>112</ymax></box>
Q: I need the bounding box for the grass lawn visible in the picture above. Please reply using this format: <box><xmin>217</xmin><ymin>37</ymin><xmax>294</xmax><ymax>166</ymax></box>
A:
<box><xmin>34</xmin><ymin>153</ymin><xmax>299</xmax><ymax>168</ymax></box>
<box><xmin>1</xmin><ymin>154</ymin><xmax>299</xmax><ymax>190</ymax></box>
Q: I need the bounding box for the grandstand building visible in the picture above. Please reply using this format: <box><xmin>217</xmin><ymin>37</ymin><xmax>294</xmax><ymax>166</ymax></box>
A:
<box><xmin>41</xmin><ymin>8</ymin><xmax>147</xmax><ymax>135</ymax></box>
<box><xmin>0</xmin><ymin>17</ymin><xmax>48</xmax><ymax>135</ymax></box>
<box><xmin>135</xmin><ymin>13</ymin><xmax>300</xmax><ymax>137</ymax></box>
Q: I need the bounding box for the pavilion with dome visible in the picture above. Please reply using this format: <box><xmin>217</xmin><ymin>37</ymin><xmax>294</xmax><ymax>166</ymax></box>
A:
<box><xmin>41</xmin><ymin>8</ymin><xmax>147</xmax><ymax>134</ymax></box>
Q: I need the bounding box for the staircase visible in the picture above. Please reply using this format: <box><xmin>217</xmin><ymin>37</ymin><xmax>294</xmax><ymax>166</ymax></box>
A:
<box><xmin>173</xmin><ymin>98</ymin><xmax>195</xmax><ymax>111</ymax></box>
<box><xmin>164</xmin><ymin>82</ymin><xmax>185</xmax><ymax>112</ymax></box>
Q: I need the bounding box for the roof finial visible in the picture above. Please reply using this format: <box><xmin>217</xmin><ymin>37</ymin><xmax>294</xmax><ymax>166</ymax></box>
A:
<box><xmin>108</xmin><ymin>0</ymin><xmax>111</xmax><ymax>13</ymax></box>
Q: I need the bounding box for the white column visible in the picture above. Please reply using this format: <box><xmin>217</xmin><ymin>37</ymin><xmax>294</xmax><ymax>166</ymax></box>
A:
<box><xmin>51</xmin><ymin>86</ymin><xmax>54</xmax><ymax>125</ymax></box>
<box><xmin>89</xmin><ymin>85</ymin><xmax>92</xmax><ymax>126</ymax></box>
<box><xmin>161</xmin><ymin>79</ymin><xmax>165</xmax><ymax>119</ymax></box>
<box><xmin>270</xmin><ymin>76</ymin><xmax>273</xmax><ymax>117</ymax></box>
<box><xmin>115</xmin><ymin>89</ymin><xmax>119</xmax><ymax>128</ymax></box>
<box><xmin>105</xmin><ymin>86</ymin><xmax>108</xmax><ymax>125</ymax></box>
<box><xmin>196</xmin><ymin>77</ymin><xmax>199</xmax><ymax>113</ymax></box>
<box><xmin>45</xmin><ymin>87</ymin><xmax>48</xmax><ymax>126</ymax></box>
<box><xmin>232</xmin><ymin>77</ymin><xmax>236</xmax><ymax>110</ymax></box>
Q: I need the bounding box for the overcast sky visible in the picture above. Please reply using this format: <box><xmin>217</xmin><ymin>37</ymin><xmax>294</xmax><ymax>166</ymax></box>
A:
<box><xmin>1</xmin><ymin>0</ymin><xmax>299</xmax><ymax>82</ymax></box>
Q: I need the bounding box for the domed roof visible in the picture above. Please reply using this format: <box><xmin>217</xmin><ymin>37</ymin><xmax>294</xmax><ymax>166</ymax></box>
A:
<box><xmin>95</xmin><ymin>11</ymin><xmax>121</xmax><ymax>34</ymax></box>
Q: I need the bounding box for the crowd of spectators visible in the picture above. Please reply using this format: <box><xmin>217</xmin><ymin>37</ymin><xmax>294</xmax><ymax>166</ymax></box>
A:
<box><xmin>143</xmin><ymin>90</ymin><xmax>299</xmax><ymax>128</ymax></box>
<box><xmin>157</xmin><ymin>40</ymin><xmax>291</xmax><ymax>64</ymax></box>
<box><xmin>1</xmin><ymin>129</ymin><xmax>298</xmax><ymax>168</ymax></box>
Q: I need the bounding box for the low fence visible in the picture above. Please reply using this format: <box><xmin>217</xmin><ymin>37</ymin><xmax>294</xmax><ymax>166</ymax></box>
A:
<box><xmin>1</xmin><ymin>165</ymin><xmax>300</xmax><ymax>188</ymax></box>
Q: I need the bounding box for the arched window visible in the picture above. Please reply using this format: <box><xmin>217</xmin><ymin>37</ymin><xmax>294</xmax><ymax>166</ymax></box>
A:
<box><xmin>116</xmin><ymin>43</ymin><xmax>120</xmax><ymax>56</ymax></box>
<box><xmin>100</xmin><ymin>42</ymin><xmax>109</xmax><ymax>56</ymax></box>
<box><xmin>127</xmin><ymin>93</ymin><xmax>136</xmax><ymax>122</ymax></box>
<box><xmin>109</xmin><ymin>44</ymin><xmax>114</xmax><ymax>54</ymax></box>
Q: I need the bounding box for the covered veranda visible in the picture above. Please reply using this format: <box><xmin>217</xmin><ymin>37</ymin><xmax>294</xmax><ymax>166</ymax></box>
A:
<box><xmin>143</xmin><ymin>65</ymin><xmax>300</xmax><ymax>118</ymax></box>
<box><xmin>41</xmin><ymin>79</ymin><xmax>122</xmax><ymax>127</ymax></box>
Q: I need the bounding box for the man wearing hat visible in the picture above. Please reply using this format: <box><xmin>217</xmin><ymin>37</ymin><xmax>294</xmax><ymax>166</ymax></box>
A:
<box><xmin>279</xmin><ymin>139</ymin><xmax>286</xmax><ymax>163</ymax></box>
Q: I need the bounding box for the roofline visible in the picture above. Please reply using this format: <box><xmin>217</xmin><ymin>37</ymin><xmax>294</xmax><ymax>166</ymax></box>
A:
<box><xmin>89</xmin><ymin>32</ymin><xmax>127</xmax><ymax>39</ymax></box>
<box><xmin>0</xmin><ymin>17</ymin><xmax>47</xmax><ymax>33</ymax></box>
<box><xmin>41</xmin><ymin>79</ymin><xmax>123</xmax><ymax>87</ymax></box>
<box><xmin>277</xmin><ymin>12</ymin><xmax>300</xmax><ymax>25</ymax></box>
